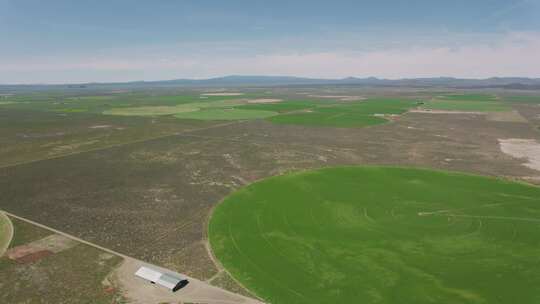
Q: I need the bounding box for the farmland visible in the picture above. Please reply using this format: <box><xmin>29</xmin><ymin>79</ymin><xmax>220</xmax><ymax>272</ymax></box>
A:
<box><xmin>236</xmin><ymin>100</ymin><xmax>319</xmax><ymax>112</ymax></box>
<box><xmin>174</xmin><ymin>108</ymin><xmax>277</xmax><ymax>120</ymax></box>
<box><xmin>103</xmin><ymin>99</ymin><xmax>247</xmax><ymax>117</ymax></box>
<box><xmin>268</xmin><ymin>98</ymin><xmax>418</xmax><ymax>127</ymax></box>
<box><xmin>210</xmin><ymin>166</ymin><xmax>540</xmax><ymax>303</ymax></box>
<box><xmin>502</xmin><ymin>95</ymin><xmax>540</xmax><ymax>104</ymax></box>
<box><xmin>1</xmin><ymin>87</ymin><xmax>540</xmax><ymax>303</ymax></box>
<box><xmin>5</xmin><ymin>1</ymin><xmax>540</xmax><ymax>302</ymax></box>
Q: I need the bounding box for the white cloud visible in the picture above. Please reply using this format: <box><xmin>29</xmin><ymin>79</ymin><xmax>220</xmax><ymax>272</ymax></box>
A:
<box><xmin>1</xmin><ymin>32</ymin><xmax>539</xmax><ymax>83</ymax></box>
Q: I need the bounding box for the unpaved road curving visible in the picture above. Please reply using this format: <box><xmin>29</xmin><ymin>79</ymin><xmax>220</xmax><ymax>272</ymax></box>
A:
<box><xmin>0</xmin><ymin>211</ymin><xmax>14</xmax><ymax>256</ymax></box>
<box><xmin>2</xmin><ymin>211</ymin><xmax>262</xmax><ymax>304</ymax></box>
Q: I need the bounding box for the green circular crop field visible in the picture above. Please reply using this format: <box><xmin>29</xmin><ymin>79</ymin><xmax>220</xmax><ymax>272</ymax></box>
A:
<box><xmin>209</xmin><ymin>167</ymin><xmax>540</xmax><ymax>304</ymax></box>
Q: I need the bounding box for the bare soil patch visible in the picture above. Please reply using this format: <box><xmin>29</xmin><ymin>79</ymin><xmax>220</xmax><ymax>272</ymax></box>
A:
<box><xmin>373</xmin><ymin>113</ymin><xmax>400</xmax><ymax>121</ymax></box>
<box><xmin>201</xmin><ymin>93</ymin><xmax>244</xmax><ymax>96</ymax></box>
<box><xmin>50</xmin><ymin>139</ymin><xmax>101</xmax><ymax>154</ymax></box>
<box><xmin>410</xmin><ymin>109</ymin><xmax>485</xmax><ymax>115</ymax></box>
<box><xmin>246</xmin><ymin>99</ymin><xmax>283</xmax><ymax>104</ymax></box>
<box><xmin>499</xmin><ymin>138</ymin><xmax>540</xmax><ymax>171</ymax></box>
<box><xmin>309</xmin><ymin>95</ymin><xmax>365</xmax><ymax>101</ymax></box>
<box><xmin>13</xmin><ymin>250</ymin><xmax>53</xmax><ymax>264</ymax></box>
<box><xmin>486</xmin><ymin>111</ymin><xmax>528</xmax><ymax>123</ymax></box>
<box><xmin>89</xmin><ymin>125</ymin><xmax>113</xmax><ymax>129</ymax></box>
<box><xmin>6</xmin><ymin>234</ymin><xmax>79</xmax><ymax>263</ymax></box>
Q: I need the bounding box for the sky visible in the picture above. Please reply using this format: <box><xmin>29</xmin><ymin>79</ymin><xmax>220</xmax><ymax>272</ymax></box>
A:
<box><xmin>1</xmin><ymin>0</ymin><xmax>540</xmax><ymax>84</ymax></box>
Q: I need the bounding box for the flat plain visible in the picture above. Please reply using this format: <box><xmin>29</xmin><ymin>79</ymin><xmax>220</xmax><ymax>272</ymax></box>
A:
<box><xmin>1</xmin><ymin>87</ymin><xmax>540</xmax><ymax>303</ymax></box>
<box><xmin>424</xmin><ymin>94</ymin><xmax>509</xmax><ymax>112</ymax></box>
<box><xmin>0</xmin><ymin>216</ymin><xmax>124</xmax><ymax>303</ymax></box>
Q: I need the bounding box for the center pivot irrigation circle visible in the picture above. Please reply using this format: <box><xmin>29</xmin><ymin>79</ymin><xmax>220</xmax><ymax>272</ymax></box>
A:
<box><xmin>209</xmin><ymin>166</ymin><xmax>540</xmax><ymax>304</ymax></box>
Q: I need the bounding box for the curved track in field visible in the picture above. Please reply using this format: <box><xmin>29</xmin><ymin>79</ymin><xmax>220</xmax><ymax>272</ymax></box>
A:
<box><xmin>0</xmin><ymin>211</ymin><xmax>14</xmax><ymax>256</ymax></box>
<box><xmin>209</xmin><ymin>166</ymin><xmax>540</xmax><ymax>304</ymax></box>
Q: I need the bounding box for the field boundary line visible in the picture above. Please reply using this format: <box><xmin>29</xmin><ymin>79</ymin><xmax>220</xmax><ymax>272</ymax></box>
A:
<box><xmin>2</xmin><ymin>210</ymin><xmax>129</xmax><ymax>258</ymax></box>
<box><xmin>204</xmin><ymin>205</ymin><xmax>265</xmax><ymax>301</ymax></box>
<box><xmin>0</xmin><ymin>120</ymin><xmax>245</xmax><ymax>170</ymax></box>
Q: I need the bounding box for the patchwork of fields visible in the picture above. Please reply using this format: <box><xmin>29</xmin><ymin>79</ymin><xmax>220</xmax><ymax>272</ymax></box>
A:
<box><xmin>0</xmin><ymin>90</ymin><xmax>421</xmax><ymax>128</ymax></box>
<box><xmin>1</xmin><ymin>88</ymin><xmax>540</xmax><ymax>303</ymax></box>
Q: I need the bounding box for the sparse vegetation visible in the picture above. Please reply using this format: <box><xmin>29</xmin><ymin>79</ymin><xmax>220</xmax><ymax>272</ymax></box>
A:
<box><xmin>8</xmin><ymin>217</ymin><xmax>52</xmax><ymax>248</ymax></box>
<box><xmin>425</xmin><ymin>94</ymin><xmax>509</xmax><ymax>111</ymax></box>
<box><xmin>0</xmin><ymin>217</ymin><xmax>124</xmax><ymax>304</ymax></box>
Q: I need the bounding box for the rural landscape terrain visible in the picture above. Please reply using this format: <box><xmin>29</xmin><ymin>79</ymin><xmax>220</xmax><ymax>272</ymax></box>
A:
<box><xmin>1</xmin><ymin>78</ymin><xmax>540</xmax><ymax>303</ymax></box>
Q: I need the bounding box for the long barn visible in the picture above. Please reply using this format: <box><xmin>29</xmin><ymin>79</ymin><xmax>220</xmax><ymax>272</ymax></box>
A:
<box><xmin>135</xmin><ymin>266</ymin><xmax>189</xmax><ymax>292</ymax></box>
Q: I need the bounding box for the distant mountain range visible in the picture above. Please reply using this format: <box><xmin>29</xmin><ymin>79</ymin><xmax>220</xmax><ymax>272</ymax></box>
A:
<box><xmin>2</xmin><ymin>75</ymin><xmax>540</xmax><ymax>91</ymax></box>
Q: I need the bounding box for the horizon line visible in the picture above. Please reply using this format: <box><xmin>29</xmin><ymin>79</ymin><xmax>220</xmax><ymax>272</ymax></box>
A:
<box><xmin>1</xmin><ymin>74</ymin><xmax>540</xmax><ymax>86</ymax></box>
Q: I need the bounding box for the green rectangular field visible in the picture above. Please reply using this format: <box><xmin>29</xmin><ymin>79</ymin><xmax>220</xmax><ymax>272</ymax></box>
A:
<box><xmin>503</xmin><ymin>96</ymin><xmax>540</xmax><ymax>104</ymax></box>
<box><xmin>439</xmin><ymin>94</ymin><xmax>497</xmax><ymax>101</ymax></box>
<box><xmin>424</xmin><ymin>93</ymin><xmax>509</xmax><ymax>112</ymax></box>
<box><xmin>174</xmin><ymin>108</ymin><xmax>277</xmax><ymax>120</ymax></box>
<box><xmin>235</xmin><ymin>100</ymin><xmax>320</xmax><ymax>113</ymax></box>
<box><xmin>267</xmin><ymin>99</ymin><xmax>418</xmax><ymax>128</ymax></box>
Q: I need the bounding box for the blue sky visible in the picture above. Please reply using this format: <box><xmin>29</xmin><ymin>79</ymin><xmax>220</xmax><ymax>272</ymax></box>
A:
<box><xmin>1</xmin><ymin>0</ymin><xmax>539</xmax><ymax>83</ymax></box>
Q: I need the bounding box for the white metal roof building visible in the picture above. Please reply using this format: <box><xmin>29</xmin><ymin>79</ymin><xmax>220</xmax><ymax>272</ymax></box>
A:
<box><xmin>135</xmin><ymin>266</ymin><xmax>189</xmax><ymax>292</ymax></box>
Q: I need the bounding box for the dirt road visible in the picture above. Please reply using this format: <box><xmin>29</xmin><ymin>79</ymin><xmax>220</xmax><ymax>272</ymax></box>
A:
<box><xmin>2</xmin><ymin>211</ymin><xmax>263</xmax><ymax>304</ymax></box>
